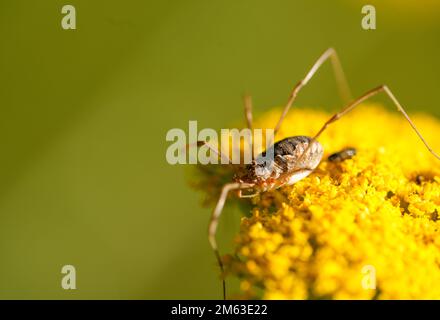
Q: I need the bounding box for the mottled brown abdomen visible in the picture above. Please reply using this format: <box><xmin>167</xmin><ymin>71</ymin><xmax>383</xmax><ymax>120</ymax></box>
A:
<box><xmin>272</xmin><ymin>136</ymin><xmax>324</xmax><ymax>170</ymax></box>
<box><xmin>241</xmin><ymin>136</ymin><xmax>324</xmax><ymax>184</ymax></box>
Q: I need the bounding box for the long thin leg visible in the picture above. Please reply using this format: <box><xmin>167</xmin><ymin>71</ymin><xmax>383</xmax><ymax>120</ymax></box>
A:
<box><xmin>208</xmin><ymin>182</ymin><xmax>255</xmax><ymax>299</ymax></box>
<box><xmin>237</xmin><ymin>189</ymin><xmax>259</xmax><ymax>198</ymax></box>
<box><xmin>243</xmin><ymin>94</ymin><xmax>255</xmax><ymax>156</ymax></box>
<box><xmin>184</xmin><ymin>141</ymin><xmax>232</xmax><ymax>164</ymax></box>
<box><xmin>243</xmin><ymin>94</ymin><xmax>253</xmax><ymax>130</ymax></box>
<box><xmin>312</xmin><ymin>85</ymin><xmax>440</xmax><ymax>160</ymax></box>
<box><xmin>273</xmin><ymin>48</ymin><xmax>352</xmax><ymax>136</ymax></box>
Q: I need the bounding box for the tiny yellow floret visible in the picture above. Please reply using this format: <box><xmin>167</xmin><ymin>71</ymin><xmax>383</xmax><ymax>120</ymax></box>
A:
<box><xmin>196</xmin><ymin>104</ymin><xmax>440</xmax><ymax>299</ymax></box>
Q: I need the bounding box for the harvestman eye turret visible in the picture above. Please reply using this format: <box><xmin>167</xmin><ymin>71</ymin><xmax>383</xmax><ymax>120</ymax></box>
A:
<box><xmin>191</xmin><ymin>48</ymin><xmax>440</xmax><ymax>299</ymax></box>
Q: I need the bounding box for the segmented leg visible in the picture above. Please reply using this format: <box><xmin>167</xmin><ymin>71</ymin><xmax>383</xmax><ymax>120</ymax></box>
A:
<box><xmin>208</xmin><ymin>182</ymin><xmax>255</xmax><ymax>299</ymax></box>
<box><xmin>243</xmin><ymin>94</ymin><xmax>253</xmax><ymax>130</ymax></box>
<box><xmin>184</xmin><ymin>141</ymin><xmax>232</xmax><ymax>164</ymax></box>
<box><xmin>304</xmin><ymin>85</ymin><xmax>440</xmax><ymax>162</ymax></box>
<box><xmin>273</xmin><ymin>48</ymin><xmax>352</xmax><ymax>136</ymax></box>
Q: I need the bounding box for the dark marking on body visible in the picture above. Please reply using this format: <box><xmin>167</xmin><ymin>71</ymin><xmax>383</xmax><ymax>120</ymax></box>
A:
<box><xmin>328</xmin><ymin>147</ymin><xmax>357</xmax><ymax>162</ymax></box>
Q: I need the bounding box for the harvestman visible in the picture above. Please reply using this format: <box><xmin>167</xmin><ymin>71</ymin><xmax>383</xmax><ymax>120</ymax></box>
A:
<box><xmin>193</xmin><ymin>48</ymin><xmax>440</xmax><ymax>299</ymax></box>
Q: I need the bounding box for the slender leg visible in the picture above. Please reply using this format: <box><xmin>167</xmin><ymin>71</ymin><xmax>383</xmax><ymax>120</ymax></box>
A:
<box><xmin>242</xmin><ymin>94</ymin><xmax>255</xmax><ymax>157</ymax></box>
<box><xmin>237</xmin><ymin>190</ymin><xmax>259</xmax><ymax>198</ymax></box>
<box><xmin>311</xmin><ymin>85</ymin><xmax>440</xmax><ymax>160</ymax></box>
<box><xmin>273</xmin><ymin>48</ymin><xmax>352</xmax><ymax>136</ymax></box>
<box><xmin>208</xmin><ymin>182</ymin><xmax>255</xmax><ymax>299</ymax></box>
<box><xmin>243</xmin><ymin>94</ymin><xmax>253</xmax><ymax>130</ymax></box>
<box><xmin>184</xmin><ymin>141</ymin><xmax>232</xmax><ymax>164</ymax></box>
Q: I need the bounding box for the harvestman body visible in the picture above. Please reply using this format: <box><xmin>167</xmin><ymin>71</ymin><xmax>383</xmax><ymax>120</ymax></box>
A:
<box><xmin>193</xmin><ymin>48</ymin><xmax>440</xmax><ymax>299</ymax></box>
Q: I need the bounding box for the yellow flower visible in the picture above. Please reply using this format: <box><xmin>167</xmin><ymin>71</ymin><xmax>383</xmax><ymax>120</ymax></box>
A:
<box><xmin>194</xmin><ymin>104</ymin><xmax>440</xmax><ymax>299</ymax></box>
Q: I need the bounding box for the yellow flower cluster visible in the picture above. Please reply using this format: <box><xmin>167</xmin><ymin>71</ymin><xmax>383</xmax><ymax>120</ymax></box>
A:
<box><xmin>197</xmin><ymin>104</ymin><xmax>440</xmax><ymax>299</ymax></box>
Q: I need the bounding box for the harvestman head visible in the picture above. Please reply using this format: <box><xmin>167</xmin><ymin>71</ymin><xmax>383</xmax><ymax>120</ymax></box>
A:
<box><xmin>192</xmin><ymin>48</ymin><xmax>440</xmax><ymax>299</ymax></box>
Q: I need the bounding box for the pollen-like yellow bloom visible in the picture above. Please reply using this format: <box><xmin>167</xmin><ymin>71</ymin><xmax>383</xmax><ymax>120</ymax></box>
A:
<box><xmin>195</xmin><ymin>104</ymin><xmax>440</xmax><ymax>299</ymax></box>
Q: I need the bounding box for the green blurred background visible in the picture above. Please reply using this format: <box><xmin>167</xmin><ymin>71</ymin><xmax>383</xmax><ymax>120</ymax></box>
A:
<box><xmin>0</xmin><ymin>0</ymin><xmax>439</xmax><ymax>299</ymax></box>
